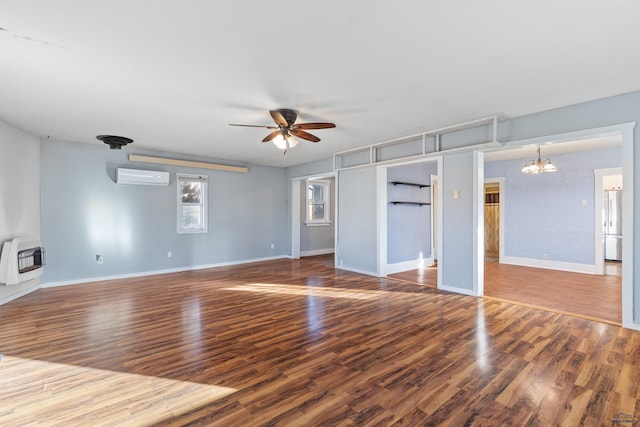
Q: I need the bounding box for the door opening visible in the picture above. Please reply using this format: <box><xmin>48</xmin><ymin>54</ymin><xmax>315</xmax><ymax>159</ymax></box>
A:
<box><xmin>484</xmin><ymin>183</ymin><xmax>500</xmax><ymax>259</ymax></box>
<box><xmin>291</xmin><ymin>173</ymin><xmax>337</xmax><ymax>262</ymax></box>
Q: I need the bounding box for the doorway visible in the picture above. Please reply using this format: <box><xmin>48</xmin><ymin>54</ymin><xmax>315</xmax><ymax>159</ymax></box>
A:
<box><xmin>291</xmin><ymin>173</ymin><xmax>337</xmax><ymax>261</ymax></box>
<box><xmin>483</xmin><ymin>178</ymin><xmax>504</xmax><ymax>262</ymax></box>
<box><xmin>484</xmin><ymin>183</ymin><xmax>499</xmax><ymax>258</ymax></box>
<box><xmin>595</xmin><ymin>168</ymin><xmax>623</xmax><ymax>276</ymax></box>
<box><xmin>483</xmin><ymin>139</ymin><xmax>624</xmax><ymax>325</ymax></box>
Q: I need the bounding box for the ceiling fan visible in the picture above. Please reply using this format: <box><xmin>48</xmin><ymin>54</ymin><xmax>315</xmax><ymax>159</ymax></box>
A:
<box><xmin>229</xmin><ymin>109</ymin><xmax>335</xmax><ymax>152</ymax></box>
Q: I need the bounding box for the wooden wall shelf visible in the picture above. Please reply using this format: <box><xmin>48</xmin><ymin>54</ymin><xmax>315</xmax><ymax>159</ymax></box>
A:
<box><xmin>389</xmin><ymin>181</ymin><xmax>431</xmax><ymax>206</ymax></box>
<box><xmin>390</xmin><ymin>181</ymin><xmax>431</xmax><ymax>188</ymax></box>
<box><xmin>389</xmin><ymin>201</ymin><xmax>431</xmax><ymax>206</ymax></box>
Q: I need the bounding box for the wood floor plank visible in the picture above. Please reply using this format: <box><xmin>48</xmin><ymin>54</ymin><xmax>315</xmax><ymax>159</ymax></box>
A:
<box><xmin>0</xmin><ymin>254</ymin><xmax>637</xmax><ymax>425</ymax></box>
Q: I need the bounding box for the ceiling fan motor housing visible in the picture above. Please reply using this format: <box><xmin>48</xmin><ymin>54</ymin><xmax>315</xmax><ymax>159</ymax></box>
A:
<box><xmin>274</xmin><ymin>109</ymin><xmax>298</xmax><ymax>127</ymax></box>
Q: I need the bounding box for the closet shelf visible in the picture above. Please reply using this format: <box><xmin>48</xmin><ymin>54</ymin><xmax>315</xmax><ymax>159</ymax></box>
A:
<box><xmin>390</xmin><ymin>181</ymin><xmax>431</xmax><ymax>188</ymax></box>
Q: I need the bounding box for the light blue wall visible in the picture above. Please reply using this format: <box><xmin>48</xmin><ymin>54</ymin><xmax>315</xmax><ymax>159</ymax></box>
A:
<box><xmin>41</xmin><ymin>139</ymin><xmax>288</xmax><ymax>284</ymax></box>
<box><xmin>287</xmin><ymin>158</ymin><xmax>334</xmax><ymax>179</ymax></box>
<box><xmin>485</xmin><ymin>146</ymin><xmax>622</xmax><ymax>264</ymax></box>
<box><xmin>441</xmin><ymin>152</ymin><xmax>475</xmax><ymax>291</ymax></box>
<box><xmin>387</xmin><ymin>162</ymin><xmax>437</xmax><ymax>264</ymax></box>
<box><xmin>336</xmin><ymin>167</ymin><xmax>377</xmax><ymax>274</ymax></box>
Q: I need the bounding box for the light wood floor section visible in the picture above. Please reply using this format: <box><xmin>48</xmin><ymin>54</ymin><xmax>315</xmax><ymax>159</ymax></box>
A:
<box><xmin>484</xmin><ymin>261</ymin><xmax>622</xmax><ymax>325</ymax></box>
<box><xmin>389</xmin><ymin>260</ymin><xmax>622</xmax><ymax>325</ymax></box>
<box><xmin>0</xmin><ymin>255</ymin><xmax>637</xmax><ymax>426</ymax></box>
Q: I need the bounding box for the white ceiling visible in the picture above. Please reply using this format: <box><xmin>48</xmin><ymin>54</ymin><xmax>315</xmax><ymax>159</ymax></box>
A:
<box><xmin>1</xmin><ymin>1</ymin><xmax>639</xmax><ymax>168</ymax></box>
<box><xmin>483</xmin><ymin>135</ymin><xmax>622</xmax><ymax>162</ymax></box>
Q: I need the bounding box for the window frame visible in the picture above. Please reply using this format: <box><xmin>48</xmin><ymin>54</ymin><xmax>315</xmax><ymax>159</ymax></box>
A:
<box><xmin>177</xmin><ymin>173</ymin><xmax>208</xmax><ymax>234</ymax></box>
<box><xmin>305</xmin><ymin>179</ymin><xmax>331</xmax><ymax>226</ymax></box>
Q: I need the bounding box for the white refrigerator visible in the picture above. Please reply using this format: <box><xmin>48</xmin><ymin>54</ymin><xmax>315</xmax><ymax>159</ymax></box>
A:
<box><xmin>604</xmin><ymin>190</ymin><xmax>622</xmax><ymax>261</ymax></box>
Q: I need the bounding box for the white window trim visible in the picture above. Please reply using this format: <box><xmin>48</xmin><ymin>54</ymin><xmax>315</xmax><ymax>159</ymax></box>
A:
<box><xmin>177</xmin><ymin>173</ymin><xmax>208</xmax><ymax>234</ymax></box>
<box><xmin>305</xmin><ymin>179</ymin><xmax>331</xmax><ymax>226</ymax></box>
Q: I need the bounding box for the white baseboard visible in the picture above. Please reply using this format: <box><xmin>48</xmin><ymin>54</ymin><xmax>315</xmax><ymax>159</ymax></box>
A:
<box><xmin>438</xmin><ymin>284</ymin><xmax>480</xmax><ymax>297</ymax></box>
<box><xmin>301</xmin><ymin>248</ymin><xmax>335</xmax><ymax>257</ymax></box>
<box><xmin>385</xmin><ymin>257</ymin><xmax>435</xmax><ymax>275</ymax></box>
<box><xmin>500</xmin><ymin>256</ymin><xmax>596</xmax><ymax>275</ymax></box>
<box><xmin>0</xmin><ymin>282</ymin><xmax>41</xmax><ymax>305</ymax></box>
<box><xmin>41</xmin><ymin>255</ymin><xmax>289</xmax><ymax>288</ymax></box>
<box><xmin>335</xmin><ymin>265</ymin><xmax>378</xmax><ymax>277</ymax></box>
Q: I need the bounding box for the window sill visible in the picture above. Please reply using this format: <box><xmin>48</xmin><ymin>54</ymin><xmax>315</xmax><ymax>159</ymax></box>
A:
<box><xmin>305</xmin><ymin>222</ymin><xmax>332</xmax><ymax>227</ymax></box>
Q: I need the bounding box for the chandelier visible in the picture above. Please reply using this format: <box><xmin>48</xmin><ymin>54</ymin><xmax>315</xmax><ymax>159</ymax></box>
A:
<box><xmin>520</xmin><ymin>146</ymin><xmax>557</xmax><ymax>174</ymax></box>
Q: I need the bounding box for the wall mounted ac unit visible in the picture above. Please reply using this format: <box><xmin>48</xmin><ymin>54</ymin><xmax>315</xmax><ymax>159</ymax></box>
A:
<box><xmin>117</xmin><ymin>168</ymin><xmax>170</xmax><ymax>186</ymax></box>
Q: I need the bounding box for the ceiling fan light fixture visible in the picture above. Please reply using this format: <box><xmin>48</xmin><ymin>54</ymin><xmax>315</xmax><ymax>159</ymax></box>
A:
<box><xmin>229</xmin><ymin>108</ymin><xmax>335</xmax><ymax>153</ymax></box>
<box><xmin>272</xmin><ymin>133</ymin><xmax>288</xmax><ymax>150</ymax></box>
<box><xmin>286</xmin><ymin>135</ymin><xmax>299</xmax><ymax>148</ymax></box>
<box><xmin>271</xmin><ymin>132</ymin><xmax>299</xmax><ymax>150</ymax></box>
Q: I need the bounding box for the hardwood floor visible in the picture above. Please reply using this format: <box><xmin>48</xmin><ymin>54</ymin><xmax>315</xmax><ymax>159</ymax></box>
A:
<box><xmin>391</xmin><ymin>261</ymin><xmax>622</xmax><ymax>325</ymax></box>
<box><xmin>0</xmin><ymin>256</ymin><xmax>638</xmax><ymax>425</ymax></box>
<box><xmin>484</xmin><ymin>261</ymin><xmax>622</xmax><ymax>325</ymax></box>
<box><xmin>387</xmin><ymin>265</ymin><xmax>438</xmax><ymax>289</ymax></box>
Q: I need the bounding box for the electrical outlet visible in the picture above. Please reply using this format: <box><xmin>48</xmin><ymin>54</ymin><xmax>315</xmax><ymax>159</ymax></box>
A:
<box><xmin>167</xmin><ymin>251</ymin><xmax>172</xmax><ymax>258</ymax></box>
<box><xmin>542</xmin><ymin>253</ymin><xmax>548</xmax><ymax>260</ymax></box>
<box><xmin>270</xmin><ymin>243</ymin><xmax>275</xmax><ymax>249</ymax></box>
<box><xmin>96</xmin><ymin>255</ymin><xmax>104</xmax><ymax>264</ymax></box>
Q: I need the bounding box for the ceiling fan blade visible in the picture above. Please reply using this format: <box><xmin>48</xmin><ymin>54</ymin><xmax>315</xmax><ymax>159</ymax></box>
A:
<box><xmin>229</xmin><ymin>124</ymin><xmax>277</xmax><ymax>129</ymax></box>
<box><xmin>270</xmin><ymin>110</ymin><xmax>289</xmax><ymax>127</ymax></box>
<box><xmin>262</xmin><ymin>130</ymin><xmax>282</xmax><ymax>142</ymax></box>
<box><xmin>290</xmin><ymin>129</ymin><xmax>320</xmax><ymax>142</ymax></box>
<box><xmin>291</xmin><ymin>122</ymin><xmax>336</xmax><ymax>130</ymax></box>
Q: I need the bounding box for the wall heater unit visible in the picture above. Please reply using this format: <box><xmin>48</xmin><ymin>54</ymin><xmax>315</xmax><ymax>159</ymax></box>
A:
<box><xmin>116</xmin><ymin>168</ymin><xmax>170</xmax><ymax>186</ymax></box>
<box><xmin>0</xmin><ymin>237</ymin><xmax>45</xmax><ymax>285</ymax></box>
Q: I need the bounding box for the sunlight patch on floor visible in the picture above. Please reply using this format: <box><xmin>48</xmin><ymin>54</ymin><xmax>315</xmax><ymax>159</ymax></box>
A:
<box><xmin>223</xmin><ymin>283</ymin><xmax>389</xmax><ymax>300</ymax></box>
<box><xmin>0</xmin><ymin>355</ymin><xmax>236</xmax><ymax>426</ymax></box>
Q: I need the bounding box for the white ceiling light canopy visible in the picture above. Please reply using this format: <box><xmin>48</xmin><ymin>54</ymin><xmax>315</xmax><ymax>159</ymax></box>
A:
<box><xmin>521</xmin><ymin>146</ymin><xmax>558</xmax><ymax>174</ymax></box>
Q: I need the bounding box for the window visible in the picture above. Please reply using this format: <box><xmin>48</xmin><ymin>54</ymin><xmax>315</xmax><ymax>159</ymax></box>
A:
<box><xmin>306</xmin><ymin>179</ymin><xmax>331</xmax><ymax>225</ymax></box>
<box><xmin>177</xmin><ymin>173</ymin><xmax>208</xmax><ymax>234</ymax></box>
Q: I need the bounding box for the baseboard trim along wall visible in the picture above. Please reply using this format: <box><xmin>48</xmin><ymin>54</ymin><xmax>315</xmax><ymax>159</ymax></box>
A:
<box><xmin>438</xmin><ymin>284</ymin><xmax>479</xmax><ymax>297</ymax></box>
<box><xmin>300</xmin><ymin>248</ymin><xmax>335</xmax><ymax>257</ymax></box>
<box><xmin>40</xmin><ymin>255</ymin><xmax>290</xmax><ymax>289</ymax></box>
<box><xmin>385</xmin><ymin>257</ymin><xmax>435</xmax><ymax>275</ymax></box>
<box><xmin>0</xmin><ymin>281</ymin><xmax>41</xmax><ymax>306</ymax></box>
<box><xmin>336</xmin><ymin>265</ymin><xmax>378</xmax><ymax>277</ymax></box>
<box><xmin>500</xmin><ymin>256</ymin><xmax>596</xmax><ymax>275</ymax></box>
